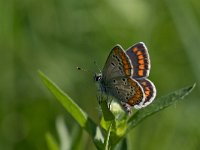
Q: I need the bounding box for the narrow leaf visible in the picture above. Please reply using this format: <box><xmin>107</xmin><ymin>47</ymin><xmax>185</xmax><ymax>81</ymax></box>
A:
<box><xmin>38</xmin><ymin>71</ymin><xmax>103</xmax><ymax>149</ymax></box>
<box><xmin>39</xmin><ymin>71</ymin><xmax>87</xmax><ymax>127</ymax></box>
<box><xmin>127</xmin><ymin>84</ymin><xmax>196</xmax><ymax>131</ymax></box>
<box><xmin>46</xmin><ymin>132</ymin><xmax>59</xmax><ymax>150</ymax></box>
<box><xmin>104</xmin><ymin>121</ymin><xmax>113</xmax><ymax>150</ymax></box>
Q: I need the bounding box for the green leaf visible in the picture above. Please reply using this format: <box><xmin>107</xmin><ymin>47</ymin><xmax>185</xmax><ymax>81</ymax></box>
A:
<box><xmin>113</xmin><ymin>138</ymin><xmax>128</xmax><ymax>150</ymax></box>
<box><xmin>127</xmin><ymin>83</ymin><xmax>196</xmax><ymax>131</ymax></box>
<box><xmin>103</xmin><ymin>101</ymin><xmax>128</xmax><ymax>147</ymax></box>
<box><xmin>100</xmin><ymin>100</ymin><xmax>115</xmax><ymax>122</ymax></box>
<box><xmin>104</xmin><ymin>121</ymin><xmax>113</xmax><ymax>150</ymax></box>
<box><xmin>100</xmin><ymin>100</ymin><xmax>115</xmax><ymax>131</ymax></box>
<box><xmin>46</xmin><ymin>132</ymin><xmax>59</xmax><ymax>150</ymax></box>
<box><xmin>38</xmin><ymin>71</ymin><xmax>103</xmax><ymax>149</ymax></box>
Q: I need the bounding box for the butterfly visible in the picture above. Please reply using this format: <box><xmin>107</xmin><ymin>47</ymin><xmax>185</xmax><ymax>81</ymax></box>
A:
<box><xmin>94</xmin><ymin>42</ymin><xmax>156</xmax><ymax>113</ymax></box>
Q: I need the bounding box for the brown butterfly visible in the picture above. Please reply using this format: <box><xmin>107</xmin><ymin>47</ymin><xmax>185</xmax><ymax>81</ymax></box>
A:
<box><xmin>94</xmin><ymin>42</ymin><xmax>156</xmax><ymax>113</ymax></box>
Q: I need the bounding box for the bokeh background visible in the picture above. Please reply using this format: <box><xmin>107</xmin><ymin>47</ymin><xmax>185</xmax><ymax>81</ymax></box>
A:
<box><xmin>0</xmin><ymin>0</ymin><xmax>200</xmax><ymax>149</ymax></box>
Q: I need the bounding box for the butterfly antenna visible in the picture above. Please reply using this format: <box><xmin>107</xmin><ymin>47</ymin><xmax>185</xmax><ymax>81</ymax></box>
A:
<box><xmin>77</xmin><ymin>67</ymin><xmax>87</xmax><ymax>72</ymax></box>
<box><xmin>76</xmin><ymin>66</ymin><xmax>94</xmax><ymax>75</ymax></box>
<box><xmin>94</xmin><ymin>61</ymin><xmax>102</xmax><ymax>73</ymax></box>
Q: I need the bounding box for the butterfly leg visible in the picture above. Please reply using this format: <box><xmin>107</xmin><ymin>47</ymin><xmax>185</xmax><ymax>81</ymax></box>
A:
<box><xmin>107</xmin><ymin>97</ymin><xmax>113</xmax><ymax>110</ymax></box>
<box><xmin>96</xmin><ymin>93</ymin><xmax>102</xmax><ymax>104</ymax></box>
<box><xmin>97</xmin><ymin>92</ymin><xmax>108</xmax><ymax>104</ymax></box>
<box><xmin>120</xmin><ymin>101</ymin><xmax>132</xmax><ymax>115</ymax></box>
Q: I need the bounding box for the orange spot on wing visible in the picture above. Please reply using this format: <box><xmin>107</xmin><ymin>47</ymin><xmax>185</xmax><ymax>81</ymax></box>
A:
<box><xmin>131</xmin><ymin>81</ymin><xmax>136</xmax><ymax>86</ymax></box>
<box><xmin>123</xmin><ymin>60</ymin><xmax>127</xmax><ymax>65</ymax></box>
<box><xmin>142</xmin><ymin>82</ymin><xmax>146</xmax><ymax>86</ymax></box>
<box><xmin>119</xmin><ymin>52</ymin><xmax>124</xmax><ymax>56</ymax></box>
<box><xmin>145</xmin><ymin>91</ymin><xmax>150</xmax><ymax>96</ymax></box>
<box><xmin>138</xmin><ymin>55</ymin><xmax>144</xmax><ymax>59</ymax></box>
<box><xmin>121</xmin><ymin>55</ymin><xmax>125</xmax><ymax>59</ymax></box>
<box><xmin>114</xmin><ymin>48</ymin><xmax>119</xmax><ymax>54</ymax></box>
<box><xmin>139</xmin><ymin>65</ymin><xmax>145</xmax><ymax>69</ymax></box>
<box><xmin>137</xmin><ymin>51</ymin><xmax>142</xmax><ymax>55</ymax></box>
<box><xmin>138</xmin><ymin>70</ymin><xmax>144</xmax><ymax>76</ymax></box>
<box><xmin>124</xmin><ymin>64</ymin><xmax>129</xmax><ymax>69</ymax></box>
<box><xmin>125</xmin><ymin>69</ymin><xmax>130</xmax><ymax>75</ymax></box>
<box><xmin>127</xmin><ymin>99</ymin><xmax>134</xmax><ymax>105</ymax></box>
<box><xmin>139</xmin><ymin>59</ymin><xmax>144</xmax><ymax>65</ymax></box>
<box><xmin>133</xmin><ymin>47</ymin><xmax>138</xmax><ymax>52</ymax></box>
<box><xmin>145</xmin><ymin>87</ymin><xmax>150</xmax><ymax>91</ymax></box>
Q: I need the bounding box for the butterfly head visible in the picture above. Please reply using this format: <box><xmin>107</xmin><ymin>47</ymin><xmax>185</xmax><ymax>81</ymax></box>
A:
<box><xmin>94</xmin><ymin>73</ymin><xmax>102</xmax><ymax>82</ymax></box>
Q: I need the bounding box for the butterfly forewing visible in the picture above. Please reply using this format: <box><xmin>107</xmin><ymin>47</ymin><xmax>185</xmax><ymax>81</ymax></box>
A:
<box><xmin>102</xmin><ymin>45</ymin><xmax>132</xmax><ymax>81</ymax></box>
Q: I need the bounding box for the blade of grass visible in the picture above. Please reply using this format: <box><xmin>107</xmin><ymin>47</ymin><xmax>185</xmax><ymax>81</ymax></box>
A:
<box><xmin>127</xmin><ymin>83</ymin><xmax>196</xmax><ymax>131</ymax></box>
<box><xmin>38</xmin><ymin>71</ymin><xmax>103</xmax><ymax>149</ymax></box>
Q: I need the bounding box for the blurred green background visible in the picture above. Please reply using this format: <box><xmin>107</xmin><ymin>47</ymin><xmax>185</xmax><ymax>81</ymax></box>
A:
<box><xmin>0</xmin><ymin>0</ymin><xmax>200</xmax><ymax>149</ymax></box>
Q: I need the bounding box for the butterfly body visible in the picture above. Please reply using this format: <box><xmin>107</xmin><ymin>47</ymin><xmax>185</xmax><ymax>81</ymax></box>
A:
<box><xmin>95</xmin><ymin>42</ymin><xmax>156</xmax><ymax>113</ymax></box>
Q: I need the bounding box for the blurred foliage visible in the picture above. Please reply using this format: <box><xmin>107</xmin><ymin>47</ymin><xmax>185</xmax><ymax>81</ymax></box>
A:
<box><xmin>0</xmin><ymin>0</ymin><xmax>199</xmax><ymax>150</ymax></box>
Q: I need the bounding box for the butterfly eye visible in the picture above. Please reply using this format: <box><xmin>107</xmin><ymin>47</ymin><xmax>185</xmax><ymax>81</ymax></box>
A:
<box><xmin>98</xmin><ymin>76</ymin><xmax>102</xmax><ymax>81</ymax></box>
<box><xmin>94</xmin><ymin>74</ymin><xmax>102</xmax><ymax>81</ymax></box>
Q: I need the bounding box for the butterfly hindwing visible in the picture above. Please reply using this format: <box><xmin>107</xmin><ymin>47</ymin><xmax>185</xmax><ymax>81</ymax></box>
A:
<box><xmin>102</xmin><ymin>45</ymin><xmax>132</xmax><ymax>81</ymax></box>
<box><xmin>107</xmin><ymin>77</ymin><xmax>145</xmax><ymax>110</ymax></box>
<box><xmin>126</xmin><ymin>42</ymin><xmax>150</xmax><ymax>78</ymax></box>
<box><xmin>136</xmin><ymin>78</ymin><xmax>156</xmax><ymax>107</ymax></box>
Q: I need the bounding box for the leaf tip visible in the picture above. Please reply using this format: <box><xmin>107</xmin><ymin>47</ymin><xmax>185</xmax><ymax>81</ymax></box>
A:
<box><xmin>191</xmin><ymin>83</ymin><xmax>196</xmax><ymax>90</ymax></box>
<box><xmin>185</xmin><ymin>83</ymin><xmax>196</xmax><ymax>96</ymax></box>
<box><xmin>37</xmin><ymin>70</ymin><xmax>44</xmax><ymax>77</ymax></box>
